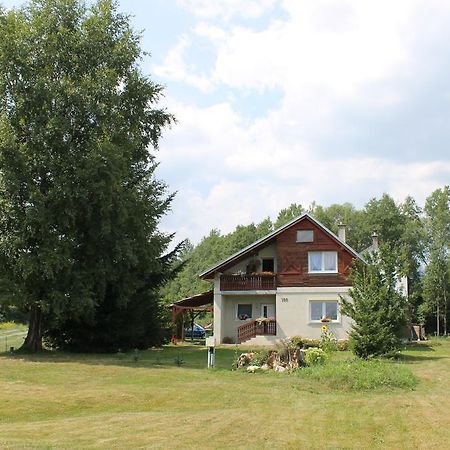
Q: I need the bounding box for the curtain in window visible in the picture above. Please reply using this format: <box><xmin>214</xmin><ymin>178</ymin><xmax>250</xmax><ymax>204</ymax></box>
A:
<box><xmin>309</xmin><ymin>252</ymin><xmax>322</xmax><ymax>271</ymax></box>
<box><xmin>311</xmin><ymin>302</ymin><xmax>322</xmax><ymax>320</ymax></box>
<box><xmin>325</xmin><ymin>302</ymin><xmax>338</xmax><ymax>320</ymax></box>
<box><xmin>323</xmin><ymin>252</ymin><xmax>337</xmax><ymax>271</ymax></box>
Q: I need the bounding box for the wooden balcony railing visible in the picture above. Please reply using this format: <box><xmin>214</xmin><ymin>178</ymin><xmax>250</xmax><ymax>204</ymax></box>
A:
<box><xmin>220</xmin><ymin>274</ymin><xmax>276</xmax><ymax>291</ymax></box>
<box><xmin>237</xmin><ymin>319</ymin><xmax>277</xmax><ymax>344</ymax></box>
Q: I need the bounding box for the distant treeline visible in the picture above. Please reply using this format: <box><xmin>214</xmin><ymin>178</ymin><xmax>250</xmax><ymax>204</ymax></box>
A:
<box><xmin>162</xmin><ymin>187</ymin><xmax>450</xmax><ymax>334</ymax></box>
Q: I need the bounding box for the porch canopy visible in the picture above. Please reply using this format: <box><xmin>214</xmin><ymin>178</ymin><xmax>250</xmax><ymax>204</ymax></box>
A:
<box><xmin>169</xmin><ymin>290</ymin><xmax>214</xmax><ymax>322</ymax></box>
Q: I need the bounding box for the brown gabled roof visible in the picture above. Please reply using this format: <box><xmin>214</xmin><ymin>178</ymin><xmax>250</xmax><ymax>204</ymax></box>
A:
<box><xmin>199</xmin><ymin>213</ymin><xmax>364</xmax><ymax>280</ymax></box>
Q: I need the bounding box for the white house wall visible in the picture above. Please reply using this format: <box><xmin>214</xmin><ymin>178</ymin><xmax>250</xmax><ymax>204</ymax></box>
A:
<box><xmin>221</xmin><ymin>294</ymin><xmax>276</xmax><ymax>343</ymax></box>
<box><xmin>276</xmin><ymin>287</ymin><xmax>352</xmax><ymax>341</ymax></box>
<box><xmin>213</xmin><ymin>273</ymin><xmax>353</xmax><ymax>343</ymax></box>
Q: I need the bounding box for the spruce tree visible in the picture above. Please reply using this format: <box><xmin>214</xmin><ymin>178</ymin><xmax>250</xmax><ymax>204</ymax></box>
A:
<box><xmin>341</xmin><ymin>248</ymin><xmax>406</xmax><ymax>358</ymax></box>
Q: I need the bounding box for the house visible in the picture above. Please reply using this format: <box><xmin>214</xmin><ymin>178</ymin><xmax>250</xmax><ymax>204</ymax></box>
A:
<box><xmin>199</xmin><ymin>213</ymin><xmax>365</xmax><ymax>345</ymax></box>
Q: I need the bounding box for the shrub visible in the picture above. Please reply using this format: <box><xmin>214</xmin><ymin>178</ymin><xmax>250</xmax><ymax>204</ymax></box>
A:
<box><xmin>304</xmin><ymin>347</ymin><xmax>327</xmax><ymax>366</ymax></box>
<box><xmin>336</xmin><ymin>340</ymin><xmax>350</xmax><ymax>351</ymax></box>
<box><xmin>290</xmin><ymin>336</ymin><xmax>305</xmax><ymax>347</ymax></box>
<box><xmin>251</xmin><ymin>350</ymin><xmax>270</xmax><ymax>366</ymax></box>
<box><xmin>222</xmin><ymin>336</ymin><xmax>235</xmax><ymax>344</ymax></box>
<box><xmin>320</xmin><ymin>329</ymin><xmax>337</xmax><ymax>354</ymax></box>
<box><xmin>297</xmin><ymin>359</ymin><xmax>418</xmax><ymax>391</ymax></box>
<box><xmin>290</xmin><ymin>336</ymin><xmax>321</xmax><ymax>349</ymax></box>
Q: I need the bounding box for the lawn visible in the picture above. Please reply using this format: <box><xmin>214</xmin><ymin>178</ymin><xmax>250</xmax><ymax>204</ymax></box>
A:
<box><xmin>0</xmin><ymin>324</ymin><xmax>27</xmax><ymax>352</ymax></box>
<box><xmin>1</xmin><ymin>340</ymin><xmax>450</xmax><ymax>449</ymax></box>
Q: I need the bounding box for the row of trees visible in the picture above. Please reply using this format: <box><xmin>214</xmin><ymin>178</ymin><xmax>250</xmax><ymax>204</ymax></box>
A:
<box><xmin>164</xmin><ymin>188</ymin><xmax>450</xmax><ymax>335</ymax></box>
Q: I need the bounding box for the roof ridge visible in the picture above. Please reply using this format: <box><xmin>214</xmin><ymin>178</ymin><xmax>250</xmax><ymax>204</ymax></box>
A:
<box><xmin>199</xmin><ymin>213</ymin><xmax>363</xmax><ymax>279</ymax></box>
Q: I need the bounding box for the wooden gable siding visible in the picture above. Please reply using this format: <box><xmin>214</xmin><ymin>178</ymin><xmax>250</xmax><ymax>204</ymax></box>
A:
<box><xmin>276</xmin><ymin>217</ymin><xmax>353</xmax><ymax>287</ymax></box>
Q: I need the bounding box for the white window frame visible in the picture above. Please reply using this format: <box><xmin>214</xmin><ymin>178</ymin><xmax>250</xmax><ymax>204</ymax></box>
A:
<box><xmin>308</xmin><ymin>251</ymin><xmax>338</xmax><ymax>274</ymax></box>
<box><xmin>309</xmin><ymin>301</ymin><xmax>340</xmax><ymax>323</ymax></box>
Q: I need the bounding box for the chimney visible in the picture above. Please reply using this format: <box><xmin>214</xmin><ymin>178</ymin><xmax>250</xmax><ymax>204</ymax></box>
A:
<box><xmin>337</xmin><ymin>224</ymin><xmax>346</xmax><ymax>243</ymax></box>
<box><xmin>371</xmin><ymin>232</ymin><xmax>379</xmax><ymax>250</ymax></box>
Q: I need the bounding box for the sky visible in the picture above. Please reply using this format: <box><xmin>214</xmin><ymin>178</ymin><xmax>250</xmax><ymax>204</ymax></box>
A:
<box><xmin>3</xmin><ymin>0</ymin><xmax>450</xmax><ymax>244</ymax></box>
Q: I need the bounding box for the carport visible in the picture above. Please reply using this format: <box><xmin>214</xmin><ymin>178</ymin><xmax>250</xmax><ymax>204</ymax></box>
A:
<box><xmin>169</xmin><ymin>290</ymin><xmax>213</xmax><ymax>341</ymax></box>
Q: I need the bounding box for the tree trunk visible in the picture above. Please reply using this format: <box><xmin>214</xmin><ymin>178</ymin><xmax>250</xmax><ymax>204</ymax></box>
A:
<box><xmin>444</xmin><ymin>293</ymin><xmax>448</xmax><ymax>336</ymax></box>
<box><xmin>21</xmin><ymin>304</ymin><xmax>43</xmax><ymax>352</ymax></box>
<box><xmin>436</xmin><ymin>301</ymin><xmax>440</xmax><ymax>337</ymax></box>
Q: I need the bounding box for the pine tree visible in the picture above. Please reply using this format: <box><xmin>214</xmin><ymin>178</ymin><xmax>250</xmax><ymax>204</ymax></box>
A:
<box><xmin>341</xmin><ymin>248</ymin><xmax>407</xmax><ymax>358</ymax></box>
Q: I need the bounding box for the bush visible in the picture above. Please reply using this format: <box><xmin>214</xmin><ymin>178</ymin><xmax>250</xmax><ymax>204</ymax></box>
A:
<box><xmin>251</xmin><ymin>350</ymin><xmax>270</xmax><ymax>366</ymax></box>
<box><xmin>304</xmin><ymin>347</ymin><xmax>327</xmax><ymax>366</ymax></box>
<box><xmin>297</xmin><ymin>359</ymin><xmax>418</xmax><ymax>391</ymax></box>
<box><xmin>222</xmin><ymin>336</ymin><xmax>235</xmax><ymax>344</ymax></box>
<box><xmin>290</xmin><ymin>336</ymin><xmax>321</xmax><ymax>349</ymax></box>
<box><xmin>336</xmin><ymin>340</ymin><xmax>350</xmax><ymax>351</ymax></box>
<box><xmin>320</xmin><ymin>330</ymin><xmax>337</xmax><ymax>353</ymax></box>
<box><xmin>291</xmin><ymin>336</ymin><xmax>349</xmax><ymax>351</ymax></box>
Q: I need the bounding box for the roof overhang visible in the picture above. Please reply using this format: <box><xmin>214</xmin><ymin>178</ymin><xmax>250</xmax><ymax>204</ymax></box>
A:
<box><xmin>169</xmin><ymin>290</ymin><xmax>214</xmax><ymax>309</ymax></box>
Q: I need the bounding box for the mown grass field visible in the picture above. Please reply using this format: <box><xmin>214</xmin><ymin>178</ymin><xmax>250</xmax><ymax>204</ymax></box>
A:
<box><xmin>0</xmin><ymin>324</ymin><xmax>27</xmax><ymax>353</ymax></box>
<box><xmin>0</xmin><ymin>339</ymin><xmax>449</xmax><ymax>449</ymax></box>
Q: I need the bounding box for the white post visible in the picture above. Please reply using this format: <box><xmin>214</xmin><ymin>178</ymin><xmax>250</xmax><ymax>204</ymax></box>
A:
<box><xmin>206</xmin><ymin>336</ymin><xmax>216</xmax><ymax>368</ymax></box>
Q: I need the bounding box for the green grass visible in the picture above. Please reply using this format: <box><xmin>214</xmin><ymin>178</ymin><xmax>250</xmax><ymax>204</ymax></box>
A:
<box><xmin>0</xmin><ymin>340</ymin><xmax>449</xmax><ymax>449</ymax></box>
<box><xmin>0</xmin><ymin>323</ymin><xmax>27</xmax><ymax>352</ymax></box>
<box><xmin>297</xmin><ymin>358</ymin><xmax>418</xmax><ymax>391</ymax></box>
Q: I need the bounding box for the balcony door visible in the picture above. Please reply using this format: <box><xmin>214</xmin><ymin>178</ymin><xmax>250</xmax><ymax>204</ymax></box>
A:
<box><xmin>261</xmin><ymin>304</ymin><xmax>275</xmax><ymax>319</ymax></box>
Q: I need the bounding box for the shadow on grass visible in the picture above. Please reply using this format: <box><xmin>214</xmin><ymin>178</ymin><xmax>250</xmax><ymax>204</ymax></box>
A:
<box><xmin>0</xmin><ymin>345</ymin><xmax>240</xmax><ymax>371</ymax></box>
<box><xmin>399</xmin><ymin>354</ymin><xmax>445</xmax><ymax>363</ymax></box>
<box><xmin>404</xmin><ymin>343</ymin><xmax>435</xmax><ymax>352</ymax></box>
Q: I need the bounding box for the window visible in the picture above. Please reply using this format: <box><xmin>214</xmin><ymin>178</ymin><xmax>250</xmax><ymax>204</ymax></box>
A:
<box><xmin>297</xmin><ymin>230</ymin><xmax>314</xmax><ymax>242</ymax></box>
<box><xmin>262</xmin><ymin>258</ymin><xmax>274</xmax><ymax>272</ymax></box>
<box><xmin>308</xmin><ymin>251</ymin><xmax>337</xmax><ymax>273</ymax></box>
<box><xmin>237</xmin><ymin>304</ymin><xmax>252</xmax><ymax>320</ymax></box>
<box><xmin>310</xmin><ymin>301</ymin><xmax>339</xmax><ymax>322</ymax></box>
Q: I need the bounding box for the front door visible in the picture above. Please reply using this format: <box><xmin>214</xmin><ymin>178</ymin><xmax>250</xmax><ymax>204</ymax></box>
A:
<box><xmin>261</xmin><ymin>304</ymin><xmax>275</xmax><ymax>319</ymax></box>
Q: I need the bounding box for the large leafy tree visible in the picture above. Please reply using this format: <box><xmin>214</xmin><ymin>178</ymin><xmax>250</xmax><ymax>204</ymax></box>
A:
<box><xmin>310</xmin><ymin>202</ymin><xmax>366</xmax><ymax>250</ymax></box>
<box><xmin>0</xmin><ymin>0</ymin><xmax>177</xmax><ymax>351</ymax></box>
<box><xmin>274</xmin><ymin>203</ymin><xmax>303</xmax><ymax>229</ymax></box>
<box><xmin>422</xmin><ymin>187</ymin><xmax>450</xmax><ymax>335</ymax></box>
<box><xmin>359</xmin><ymin>194</ymin><xmax>425</xmax><ymax>321</ymax></box>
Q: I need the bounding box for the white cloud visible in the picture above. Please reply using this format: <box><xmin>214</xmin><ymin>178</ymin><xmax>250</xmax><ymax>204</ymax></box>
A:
<box><xmin>159</xmin><ymin>95</ymin><xmax>450</xmax><ymax>243</ymax></box>
<box><xmin>153</xmin><ymin>36</ymin><xmax>214</xmax><ymax>92</ymax></box>
<box><xmin>176</xmin><ymin>0</ymin><xmax>278</xmax><ymax>21</ymax></box>
<box><xmin>213</xmin><ymin>0</ymin><xmax>411</xmax><ymax>96</ymax></box>
<box><xmin>156</xmin><ymin>0</ymin><xmax>450</xmax><ymax>243</ymax></box>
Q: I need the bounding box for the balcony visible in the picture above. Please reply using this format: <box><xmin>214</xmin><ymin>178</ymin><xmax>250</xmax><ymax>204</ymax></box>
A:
<box><xmin>220</xmin><ymin>273</ymin><xmax>277</xmax><ymax>291</ymax></box>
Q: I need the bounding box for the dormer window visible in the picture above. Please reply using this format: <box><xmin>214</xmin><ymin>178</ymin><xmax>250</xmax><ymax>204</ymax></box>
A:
<box><xmin>308</xmin><ymin>251</ymin><xmax>338</xmax><ymax>273</ymax></box>
<box><xmin>297</xmin><ymin>230</ymin><xmax>314</xmax><ymax>242</ymax></box>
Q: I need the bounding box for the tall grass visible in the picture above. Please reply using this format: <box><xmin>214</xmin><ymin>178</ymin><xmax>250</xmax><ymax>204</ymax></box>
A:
<box><xmin>297</xmin><ymin>358</ymin><xmax>418</xmax><ymax>391</ymax></box>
